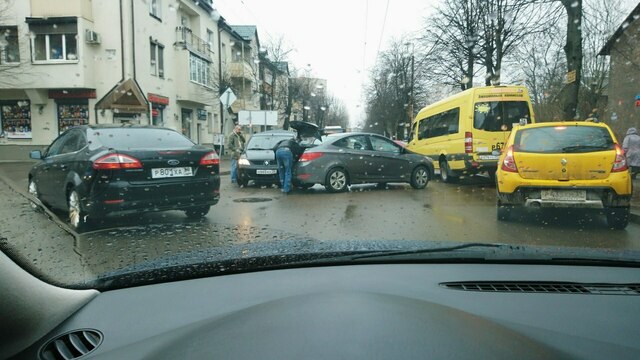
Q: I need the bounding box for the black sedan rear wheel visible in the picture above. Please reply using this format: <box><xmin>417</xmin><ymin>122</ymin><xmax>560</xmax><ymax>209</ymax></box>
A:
<box><xmin>410</xmin><ymin>166</ymin><xmax>429</xmax><ymax>189</ymax></box>
<box><xmin>325</xmin><ymin>168</ymin><xmax>348</xmax><ymax>193</ymax></box>
<box><xmin>68</xmin><ymin>189</ymin><xmax>90</xmax><ymax>232</ymax></box>
<box><xmin>185</xmin><ymin>205</ymin><xmax>211</xmax><ymax>219</ymax></box>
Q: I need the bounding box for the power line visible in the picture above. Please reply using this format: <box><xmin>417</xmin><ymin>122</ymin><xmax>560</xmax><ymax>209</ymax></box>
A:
<box><xmin>376</xmin><ymin>0</ymin><xmax>390</xmax><ymax>60</ymax></box>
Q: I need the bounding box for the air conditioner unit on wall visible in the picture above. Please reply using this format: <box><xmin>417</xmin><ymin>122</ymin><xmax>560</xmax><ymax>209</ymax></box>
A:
<box><xmin>85</xmin><ymin>30</ymin><xmax>101</xmax><ymax>44</ymax></box>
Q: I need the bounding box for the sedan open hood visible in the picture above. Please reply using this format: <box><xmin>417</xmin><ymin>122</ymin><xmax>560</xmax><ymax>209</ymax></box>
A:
<box><xmin>289</xmin><ymin>121</ymin><xmax>322</xmax><ymax>141</ymax></box>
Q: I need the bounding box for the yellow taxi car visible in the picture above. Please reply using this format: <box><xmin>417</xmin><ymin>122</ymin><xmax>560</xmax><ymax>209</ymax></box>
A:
<box><xmin>496</xmin><ymin>121</ymin><xmax>632</xmax><ymax>229</ymax></box>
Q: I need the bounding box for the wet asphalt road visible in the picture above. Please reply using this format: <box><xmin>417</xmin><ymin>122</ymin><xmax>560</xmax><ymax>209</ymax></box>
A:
<box><xmin>1</xmin><ymin>163</ymin><xmax>639</xmax><ymax>286</ymax></box>
<box><xmin>86</xmin><ymin>173</ymin><xmax>640</xmax><ymax>248</ymax></box>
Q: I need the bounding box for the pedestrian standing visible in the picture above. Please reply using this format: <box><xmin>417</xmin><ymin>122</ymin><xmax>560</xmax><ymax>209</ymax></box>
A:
<box><xmin>622</xmin><ymin>127</ymin><xmax>640</xmax><ymax>179</ymax></box>
<box><xmin>227</xmin><ymin>124</ymin><xmax>246</xmax><ymax>185</ymax></box>
<box><xmin>273</xmin><ymin>136</ymin><xmax>304</xmax><ymax>194</ymax></box>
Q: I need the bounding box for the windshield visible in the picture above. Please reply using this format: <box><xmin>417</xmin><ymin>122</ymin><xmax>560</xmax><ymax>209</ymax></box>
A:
<box><xmin>0</xmin><ymin>0</ymin><xmax>639</xmax><ymax>293</ymax></box>
<box><xmin>246</xmin><ymin>134</ymin><xmax>293</xmax><ymax>150</ymax></box>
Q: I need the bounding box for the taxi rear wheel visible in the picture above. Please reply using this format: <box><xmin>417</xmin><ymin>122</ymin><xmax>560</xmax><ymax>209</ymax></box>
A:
<box><xmin>605</xmin><ymin>206</ymin><xmax>630</xmax><ymax>230</ymax></box>
<box><xmin>497</xmin><ymin>203</ymin><xmax>514</xmax><ymax>221</ymax></box>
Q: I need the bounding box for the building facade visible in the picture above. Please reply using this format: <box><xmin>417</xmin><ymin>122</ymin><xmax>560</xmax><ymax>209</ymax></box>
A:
<box><xmin>0</xmin><ymin>0</ymin><xmax>223</xmax><ymax>159</ymax></box>
<box><xmin>599</xmin><ymin>3</ymin><xmax>640</xmax><ymax>139</ymax></box>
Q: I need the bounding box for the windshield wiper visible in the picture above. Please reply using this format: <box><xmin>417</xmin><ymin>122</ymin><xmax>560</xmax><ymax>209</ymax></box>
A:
<box><xmin>248</xmin><ymin>147</ymin><xmax>269</xmax><ymax>150</ymax></box>
<box><xmin>349</xmin><ymin>243</ymin><xmax>502</xmax><ymax>260</ymax></box>
<box><xmin>562</xmin><ymin>145</ymin><xmax>610</xmax><ymax>153</ymax></box>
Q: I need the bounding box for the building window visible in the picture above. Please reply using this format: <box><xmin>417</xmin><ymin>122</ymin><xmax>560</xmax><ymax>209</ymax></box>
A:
<box><xmin>0</xmin><ymin>27</ymin><xmax>20</xmax><ymax>64</ymax></box>
<box><xmin>29</xmin><ymin>22</ymin><xmax>78</xmax><ymax>63</ymax></box>
<box><xmin>150</xmin><ymin>41</ymin><xmax>164</xmax><ymax>77</ymax></box>
<box><xmin>189</xmin><ymin>52</ymin><xmax>211</xmax><ymax>87</ymax></box>
<box><xmin>149</xmin><ymin>0</ymin><xmax>161</xmax><ymax>19</ymax></box>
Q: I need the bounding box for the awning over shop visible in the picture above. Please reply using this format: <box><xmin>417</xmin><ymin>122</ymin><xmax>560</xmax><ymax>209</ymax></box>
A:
<box><xmin>95</xmin><ymin>78</ymin><xmax>147</xmax><ymax>112</ymax></box>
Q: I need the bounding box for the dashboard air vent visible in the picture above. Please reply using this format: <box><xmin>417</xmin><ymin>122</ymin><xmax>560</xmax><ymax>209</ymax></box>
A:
<box><xmin>40</xmin><ymin>329</ymin><xmax>103</xmax><ymax>360</ymax></box>
<box><xmin>440</xmin><ymin>282</ymin><xmax>640</xmax><ymax>295</ymax></box>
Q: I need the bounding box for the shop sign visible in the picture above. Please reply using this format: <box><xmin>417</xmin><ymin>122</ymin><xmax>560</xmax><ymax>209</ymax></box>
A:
<box><xmin>49</xmin><ymin>90</ymin><xmax>97</xmax><ymax>99</ymax></box>
<box><xmin>148</xmin><ymin>93</ymin><xmax>170</xmax><ymax>105</ymax></box>
<box><xmin>197</xmin><ymin>109</ymin><xmax>207</xmax><ymax>121</ymax></box>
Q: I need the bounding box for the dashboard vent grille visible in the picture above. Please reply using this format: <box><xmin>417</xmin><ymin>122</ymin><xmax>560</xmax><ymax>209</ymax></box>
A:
<box><xmin>40</xmin><ymin>329</ymin><xmax>102</xmax><ymax>360</ymax></box>
<box><xmin>441</xmin><ymin>282</ymin><xmax>640</xmax><ymax>295</ymax></box>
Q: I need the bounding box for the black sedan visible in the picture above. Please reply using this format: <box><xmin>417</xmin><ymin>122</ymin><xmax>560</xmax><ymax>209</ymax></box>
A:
<box><xmin>294</xmin><ymin>133</ymin><xmax>434</xmax><ymax>192</ymax></box>
<box><xmin>28</xmin><ymin>125</ymin><xmax>220</xmax><ymax>231</ymax></box>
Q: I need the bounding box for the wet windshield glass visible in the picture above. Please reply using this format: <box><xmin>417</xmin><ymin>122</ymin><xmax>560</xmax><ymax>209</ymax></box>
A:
<box><xmin>0</xmin><ymin>0</ymin><xmax>638</xmax><ymax>290</ymax></box>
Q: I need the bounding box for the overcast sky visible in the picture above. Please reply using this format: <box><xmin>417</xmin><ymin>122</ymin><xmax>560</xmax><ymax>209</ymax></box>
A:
<box><xmin>215</xmin><ymin>0</ymin><xmax>438</xmax><ymax>126</ymax></box>
<box><xmin>214</xmin><ymin>0</ymin><xmax>637</xmax><ymax>127</ymax></box>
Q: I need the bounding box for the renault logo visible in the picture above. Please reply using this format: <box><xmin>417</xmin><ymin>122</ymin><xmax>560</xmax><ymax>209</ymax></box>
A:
<box><xmin>264</xmin><ymin>160</ymin><xmax>270</xmax><ymax>166</ymax></box>
<box><xmin>560</xmin><ymin>158</ymin><xmax>568</xmax><ymax>166</ymax></box>
<box><xmin>168</xmin><ymin>159</ymin><xmax>180</xmax><ymax>166</ymax></box>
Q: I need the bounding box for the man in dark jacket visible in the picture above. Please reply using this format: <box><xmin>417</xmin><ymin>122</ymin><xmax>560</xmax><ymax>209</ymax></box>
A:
<box><xmin>273</xmin><ymin>137</ymin><xmax>304</xmax><ymax>194</ymax></box>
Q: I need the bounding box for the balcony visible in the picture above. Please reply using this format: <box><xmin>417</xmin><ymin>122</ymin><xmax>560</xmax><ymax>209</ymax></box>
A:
<box><xmin>228</xmin><ymin>61</ymin><xmax>255</xmax><ymax>81</ymax></box>
<box><xmin>30</xmin><ymin>0</ymin><xmax>93</xmax><ymax>20</ymax></box>
<box><xmin>175</xmin><ymin>26</ymin><xmax>212</xmax><ymax>60</ymax></box>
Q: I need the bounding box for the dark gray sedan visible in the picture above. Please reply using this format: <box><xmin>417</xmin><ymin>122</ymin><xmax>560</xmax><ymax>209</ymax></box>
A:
<box><xmin>294</xmin><ymin>133</ymin><xmax>434</xmax><ymax>192</ymax></box>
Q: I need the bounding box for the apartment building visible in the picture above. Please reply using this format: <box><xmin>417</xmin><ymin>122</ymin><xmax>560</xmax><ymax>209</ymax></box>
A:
<box><xmin>0</xmin><ymin>0</ymin><xmax>223</xmax><ymax>158</ymax></box>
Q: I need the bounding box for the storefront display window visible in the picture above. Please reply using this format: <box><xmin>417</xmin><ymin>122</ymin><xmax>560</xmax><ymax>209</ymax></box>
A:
<box><xmin>1</xmin><ymin>100</ymin><xmax>32</xmax><ymax>139</ymax></box>
<box><xmin>57</xmin><ymin>101</ymin><xmax>89</xmax><ymax>133</ymax></box>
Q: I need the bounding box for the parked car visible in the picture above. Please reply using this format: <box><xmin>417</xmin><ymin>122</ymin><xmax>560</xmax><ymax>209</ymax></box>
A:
<box><xmin>237</xmin><ymin>130</ymin><xmax>296</xmax><ymax>187</ymax></box>
<box><xmin>294</xmin><ymin>133</ymin><xmax>434</xmax><ymax>192</ymax></box>
<box><xmin>28</xmin><ymin>125</ymin><xmax>220</xmax><ymax>231</ymax></box>
<box><xmin>496</xmin><ymin>121</ymin><xmax>632</xmax><ymax>229</ymax></box>
<box><xmin>237</xmin><ymin>121</ymin><xmax>323</xmax><ymax>187</ymax></box>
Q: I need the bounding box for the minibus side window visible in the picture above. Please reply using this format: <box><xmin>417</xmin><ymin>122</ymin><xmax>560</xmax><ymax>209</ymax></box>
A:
<box><xmin>418</xmin><ymin>117</ymin><xmax>429</xmax><ymax>140</ymax></box>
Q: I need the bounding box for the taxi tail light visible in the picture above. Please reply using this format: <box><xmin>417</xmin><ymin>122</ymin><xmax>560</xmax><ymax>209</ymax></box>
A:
<box><xmin>299</xmin><ymin>152</ymin><xmax>324</xmax><ymax>162</ymax></box>
<box><xmin>501</xmin><ymin>146</ymin><xmax>518</xmax><ymax>173</ymax></box>
<box><xmin>464</xmin><ymin>132</ymin><xmax>473</xmax><ymax>153</ymax></box>
<box><xmin>200</xmin><ymin>152</ymin><xmax>220</xmax><ymax>166</ymax></box>
<box><xmin>611</xmin><ymin>144</ymin><xmax>628</xmax><ymax>172</ymax></box>
<box><xmin>93</xmin><ymin>153</ymin><xmax>142</xmax><ymax>170</ymax></box>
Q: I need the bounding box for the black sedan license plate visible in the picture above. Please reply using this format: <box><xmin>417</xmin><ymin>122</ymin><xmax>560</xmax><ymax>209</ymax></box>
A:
<box><xmin>151</xmin><ymin>167</ymin><xmax>193</xmax><ymax>178</ymax></box>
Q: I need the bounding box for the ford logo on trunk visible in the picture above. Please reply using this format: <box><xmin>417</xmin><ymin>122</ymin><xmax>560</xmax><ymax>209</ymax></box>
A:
<box><xmin>168</xmin><ymin>160</ymin><xmax>180</xmax><ymax>166</ymax></box>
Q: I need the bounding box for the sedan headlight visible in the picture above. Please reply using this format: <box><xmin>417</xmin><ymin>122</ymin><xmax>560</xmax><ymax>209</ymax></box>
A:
<box><xmin>238</xmin><ymin>158</ymin><xmax>251</xmax><ymax>166</ymax></box>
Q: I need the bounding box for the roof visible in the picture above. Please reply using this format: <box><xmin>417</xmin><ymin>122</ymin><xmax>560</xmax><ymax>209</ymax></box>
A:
<box><xmin>599</xmin><ymin>2</ymin><xmax>640</xmax><ymax>55</ymax></box>
<box><xmin>229</xmin><ymin>25</ymin><xmax>258</xmax><ymax>41</ymax></box>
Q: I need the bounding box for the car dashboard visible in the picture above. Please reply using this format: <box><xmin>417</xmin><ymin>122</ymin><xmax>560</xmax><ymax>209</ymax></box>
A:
<box><xmin>8</xmin><ymin>261</ymin><xmax>640</xmax><ymax>359</ymax></box>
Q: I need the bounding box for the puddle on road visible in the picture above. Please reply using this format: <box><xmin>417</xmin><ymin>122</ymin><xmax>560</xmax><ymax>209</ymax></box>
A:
<box><xmin>233</xmin><ymin>197</ymin><xmax>273</xmax><ymax>203</ymax></box>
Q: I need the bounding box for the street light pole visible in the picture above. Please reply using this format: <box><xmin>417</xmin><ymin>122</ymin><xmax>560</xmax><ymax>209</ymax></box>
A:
<box><xmin>405</xmin><ymin>42</ymin><xmax>415</xmax><ymax>140</ymax></box>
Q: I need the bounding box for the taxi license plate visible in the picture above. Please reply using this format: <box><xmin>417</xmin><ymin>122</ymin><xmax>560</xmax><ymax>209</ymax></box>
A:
<box><xmin>541</xmin><ymin>190</ymin><xmax>586</xmax><ymax>201</ymax></box>
<box><xmin>151</xmin><ymin>167</ymin><xmax>193</xmax><ymax>178</ymax></box>
<box><xmin>256</xmin><ymin>169</ymin><xmax>277</xmax><ymax>175</ymax></box>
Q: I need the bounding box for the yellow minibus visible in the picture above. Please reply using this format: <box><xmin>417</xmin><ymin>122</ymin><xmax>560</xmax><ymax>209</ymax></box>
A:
<box><xmin>406</xmin><ymin>85</ymin><xmax>535</xmax><ymax>182</ymax></box>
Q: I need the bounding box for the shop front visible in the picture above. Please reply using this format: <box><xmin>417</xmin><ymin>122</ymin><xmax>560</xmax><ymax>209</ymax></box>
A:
<box><xmin>148</xmin><ymin>93</ymin><xmax>169</xmax><ymax>127</ymax></box>
<box><xmin>0</xmin><ymin>99</ymin><xmax>32</xmax><ymax>139</ymax></box>
<box><xmin>49</xmin><ymin>89</ymin><xmax>96</xmax><ymax>134</ymax></box>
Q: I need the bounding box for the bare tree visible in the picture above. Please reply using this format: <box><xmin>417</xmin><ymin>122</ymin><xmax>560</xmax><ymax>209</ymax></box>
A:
<box><xmin>557</xmin><ymin>0</ymin><xmax>583</xmax><ymax>119</ymax></box>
